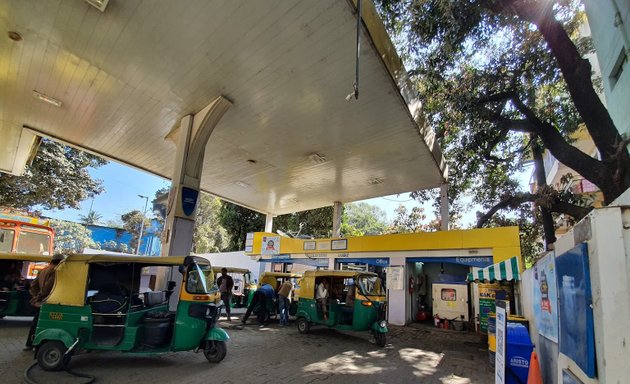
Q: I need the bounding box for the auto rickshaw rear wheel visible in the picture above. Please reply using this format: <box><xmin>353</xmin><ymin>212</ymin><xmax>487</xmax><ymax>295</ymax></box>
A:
<box><xmin>36</xmin><ymin>340</ymin><xmax>69</xmax><ymax>371</ymax></box>
<box><xmin>296</xmin><ymin>317</ymin><xmax>310</xmax><ymax>334</ymax></box>
<box><xmin>374</xmin><ymin>332</ymin><xmax>387</xmax><ymax>347</ymax></box>
<box><xmin>203</xmin><ymin>340</ymin><xmax>227</xmax><ymax>363</ymax></box>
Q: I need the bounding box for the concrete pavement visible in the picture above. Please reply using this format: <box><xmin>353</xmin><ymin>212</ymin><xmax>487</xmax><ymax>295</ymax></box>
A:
<box><xmin>1</xmin><ymin>314</ymin><xmax>493</xmax><ymax>383</ymax></box>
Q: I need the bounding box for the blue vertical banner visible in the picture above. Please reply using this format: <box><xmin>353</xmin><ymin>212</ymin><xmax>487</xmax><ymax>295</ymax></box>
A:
<box><xmin>532</xmin><ymin>252</ymin><xmax>559</xmax><ymax>342</ymax></box>
<box><xmin>181</xmin><ymin>187</ymin><xmax>199</xmax><ymax>216</ymax></box>
<box><xmin>555</xmin><ymin>243</ymin><xmax>596</xmax><ymax>378</ymax></box>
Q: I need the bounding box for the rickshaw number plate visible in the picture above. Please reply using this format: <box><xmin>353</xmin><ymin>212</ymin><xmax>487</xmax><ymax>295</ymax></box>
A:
<box><xmin>49</xmin><ymin>312</ymin><xmax>63</xmax><ymax>320</ymax></box>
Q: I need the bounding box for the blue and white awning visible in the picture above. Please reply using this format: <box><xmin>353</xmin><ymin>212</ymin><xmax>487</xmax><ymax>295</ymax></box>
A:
<box><xmin>467</xmin><ymin>256</ymin><xmax>521</xmax><ymax>282</ymax></box>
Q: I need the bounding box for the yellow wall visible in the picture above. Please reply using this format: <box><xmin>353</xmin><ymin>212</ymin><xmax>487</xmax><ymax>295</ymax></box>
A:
<box><xmin>246</xmin><ymin>226</ymin><xmax>522</xmax><ymax>269</ymax></box>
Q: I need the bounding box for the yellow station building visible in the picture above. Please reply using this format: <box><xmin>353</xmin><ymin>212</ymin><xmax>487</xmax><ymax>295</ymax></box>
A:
<box><xmin>245</xmin><ymin>226</ymin><xmax>522</xmax><ymax>326</ymax></box>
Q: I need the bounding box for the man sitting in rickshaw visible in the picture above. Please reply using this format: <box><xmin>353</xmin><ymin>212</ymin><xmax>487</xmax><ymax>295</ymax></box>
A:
<box><xmin>315</xmin><ymin>280</ymin><xmax>329</xmax><ymax>321</ymax></box>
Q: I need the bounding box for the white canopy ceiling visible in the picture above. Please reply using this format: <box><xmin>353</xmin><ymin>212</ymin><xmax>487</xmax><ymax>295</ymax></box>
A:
<box><xmin>0</xmin><ymin>0</ymin><xmax>446</xmax><ymax>215</ymax></box>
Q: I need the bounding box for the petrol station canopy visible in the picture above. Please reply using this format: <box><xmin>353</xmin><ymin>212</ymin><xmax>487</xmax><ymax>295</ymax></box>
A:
<box><xmin>0</xmin><ymin>0</ymin><xmax>446</xmax><ymax>215</ymax></box>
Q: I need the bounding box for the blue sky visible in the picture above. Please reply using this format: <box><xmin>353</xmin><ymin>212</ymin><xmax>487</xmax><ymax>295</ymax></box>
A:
<box><xmin>42</xmin><ymin>160</ymin><xmax>531</xmax><ymax>227</ymax></box>
<box><xmin>41</xmin><ymin>161</ymin><xmax>439</xmax><ymax>226</ymax></box>
<box><xmin>42</xmin><ymin>162</ymin><xmax>170</xmax><ymax>225</ymax></box>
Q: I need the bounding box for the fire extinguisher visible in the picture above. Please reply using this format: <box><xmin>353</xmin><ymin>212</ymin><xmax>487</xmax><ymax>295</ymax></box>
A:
<box><xmin>408</xmin><ymin>276</ymin><xmax>415</xmax><ymax>295</ymax></box>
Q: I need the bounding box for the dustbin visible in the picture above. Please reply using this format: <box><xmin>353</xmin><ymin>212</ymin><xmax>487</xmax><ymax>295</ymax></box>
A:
<box><xmin>506</xmin><ymin>323</ymin><xmax>534</xmax><ymax>384</ymax></box>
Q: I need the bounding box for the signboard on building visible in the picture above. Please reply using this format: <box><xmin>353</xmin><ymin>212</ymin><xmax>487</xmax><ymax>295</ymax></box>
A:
<box><xmin>532</xmin><ymin>252</ymin><xmax>559</xmax><ymax>342</ymax></box>
<box><xmin>478</xmin><ymin>282</ymin><xmax>501</xmax><ymax>333</ymax></box>
<box><xmin>388</xmin><ymin>266</ymin><xmax>404</xmax><ymax>290</ymax></box>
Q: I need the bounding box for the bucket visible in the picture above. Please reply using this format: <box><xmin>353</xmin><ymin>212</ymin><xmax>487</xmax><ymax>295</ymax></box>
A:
<box><xmin>453</xmin><ymin>320</ymin><xmax>465</xmax><ymax>331</ymax></box>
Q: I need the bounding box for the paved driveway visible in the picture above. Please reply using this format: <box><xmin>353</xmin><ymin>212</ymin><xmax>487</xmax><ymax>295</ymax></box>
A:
<box><xmin>1</xmin><ymin>313</ymin><xmax>493</xmax><ymax>384</ymax></box>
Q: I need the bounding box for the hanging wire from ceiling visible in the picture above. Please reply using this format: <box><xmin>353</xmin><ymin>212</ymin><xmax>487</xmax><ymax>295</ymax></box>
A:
<box><xmin>346</xmin><ymin>0</ymin><xmax>361</xmax><ymax>101</ymax></box>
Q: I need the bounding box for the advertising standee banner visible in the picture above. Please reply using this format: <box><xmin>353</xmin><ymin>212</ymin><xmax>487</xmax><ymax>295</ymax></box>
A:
<box><xmin>532</xmin><ymin>252</ymin><xmax>559</xmax><ymax>342</ymax></box>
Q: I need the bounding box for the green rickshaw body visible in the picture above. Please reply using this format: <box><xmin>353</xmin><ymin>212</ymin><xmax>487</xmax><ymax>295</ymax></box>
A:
<box><xmin>294</xmin><ymin>270</ymin><xmax>388</xmax><ymax>345</ymax></box>
<box><xmin>30</xmin><ymin>254</ymin><xmax>229</xmax><ymax>369</ymax></box>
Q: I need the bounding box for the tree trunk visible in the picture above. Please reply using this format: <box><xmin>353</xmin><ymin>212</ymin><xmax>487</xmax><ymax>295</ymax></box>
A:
<box><xmin>494</xmin><ymin>0</ymin><xmax>630</xmax><ymax>203</ymax></box>
<box><xmin>532</xmin><ymin>137</ymin><xmax>557</xmax><ymax>248</ymax></box>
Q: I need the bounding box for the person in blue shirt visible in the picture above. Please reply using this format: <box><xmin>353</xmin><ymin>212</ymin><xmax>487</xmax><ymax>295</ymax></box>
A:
<box><xmin>241</xmin><ymin>283</ymin><xmax>277</xmax><ymax>326</ymax></box>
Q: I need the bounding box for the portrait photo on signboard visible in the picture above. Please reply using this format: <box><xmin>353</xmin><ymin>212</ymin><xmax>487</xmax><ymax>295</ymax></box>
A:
<box><xmin>261</xmin><ymin>236</ymin><xmax>280</xmax><ymax>255</ymax></box>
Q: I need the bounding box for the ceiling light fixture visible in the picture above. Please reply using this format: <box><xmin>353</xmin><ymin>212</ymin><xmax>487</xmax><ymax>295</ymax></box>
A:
<box><xmin>235</xmin><ymin>181</ymin><xmax>250</xmax><ymax>188</ymax></box>
<box><xmin>84</xmin><ymin>0</ymin><xmax>109</xmax><ymax>12</ymax></box>
<box><xmin>308</xmin><ymin>153</ymin><xmax>327</xmax><ymax>164</ymax></box>
<box><xmin>33</xmin><ymin>90</ymin><xmax>62</xmax><ymax>108</ymax></box>
<box><xmin>8</xmin><ymin>31</ymin><xmax>23</xmax><ymax>42</ymax></box>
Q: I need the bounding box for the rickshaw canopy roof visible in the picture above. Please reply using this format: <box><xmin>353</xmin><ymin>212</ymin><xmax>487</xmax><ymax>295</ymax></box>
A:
<box><xmin>64</xmin><ymin>254</ymin><xmax>201</xmax><ymax>266</ymax></box>
<box><xmin>260</xmin><ymin>272</ymin><xmax>303</xmax><ymax>278</ymax></box>
<box><xmin>212</xmin><ymin>266</ymin><xmax>251</xmax><ymax>274</ymax></box>
<box><xmin>45</xmin><ymin>254</ymin><xmax>210</xmax><ymax>307</ymax></box>
<box><xmin>0</xmin><ymin>253</ymin><xmax>52</xmax><ymax>263</ymax></box>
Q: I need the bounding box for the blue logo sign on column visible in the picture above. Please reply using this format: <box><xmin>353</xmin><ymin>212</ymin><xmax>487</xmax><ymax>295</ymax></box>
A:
<box><xmin>181</xmin><ymin>187</ymin><xmax>199</xmax><ymax>216</ymax></box>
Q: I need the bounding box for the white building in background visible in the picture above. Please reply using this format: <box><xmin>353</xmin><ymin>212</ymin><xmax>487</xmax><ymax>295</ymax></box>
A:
<box><xmin>583</xmin><ymin>0</ymin><xmax>630</xmax><ymax>136</ymax></box>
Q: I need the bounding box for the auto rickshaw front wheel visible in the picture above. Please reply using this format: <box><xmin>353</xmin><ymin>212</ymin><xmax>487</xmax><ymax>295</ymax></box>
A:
<box><xmin>203</xmin><ymin>340</ymin><xmax>227</xmax><ymax>363</ymax></box>
<box><xmin>36</xmin><ymin>340</ymin><xmax>70</xmax><ymax>371</ymax></box>
<box><xmin>374</xmin><ymin>332</ymin><xmax>387</xmax><ymax>347</ymax></box>
<box><xmin>296</xmin><ymin>317</ymin><xmax>310</xmax><ymax>334</ymax></box>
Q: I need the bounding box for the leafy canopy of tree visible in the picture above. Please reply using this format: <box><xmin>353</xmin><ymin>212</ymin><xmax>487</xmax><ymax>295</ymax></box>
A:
<box><xmin>0</xmin><ymin>139</ymin><xmax>107</xmax><ymax>210</ymax></box>
<box><xmin>390</xmin><ymin>205</ymin><xmax>440</xmax><ymax>233</ymax></box>
<box><xmin>375</xmin><ymin>0</ymin><xmax>628</xmax><ymax>259</ymax></box>
<box><xmin>218</xmin><ymin>203</ymin><xmax>265</xmax><ymax>251</ymax></box>
<box><xmin>274</xmin><ymin>207</ymin><xmax>334</xmax><ymax>238</ymax></box>
<box><xmin>192</xmin><ymin>194</ymin><xmax>229</xmax><ymax>253</ymax></box>
<box><xmin>340</xmin><ymin>202</ymin><xmax>388</xmax><ymax>236</ymax></box>
<box><xmin>120</xmin><ymin>210</ymin><xmax>150</xmax><ymax>253</ymax></box>
<box><xmin>79</xmin><ymin>210</ymin><xmax>102</xmax><ymax>225</ymax></box>
<box><xmin>50</xmin><ymin>219</ymin><xmax>97</xmax><ymax>253</ymax></box>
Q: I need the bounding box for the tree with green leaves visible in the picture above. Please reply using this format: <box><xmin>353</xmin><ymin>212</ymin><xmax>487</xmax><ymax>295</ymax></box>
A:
<box><xmin>341</xmin><ymin>202</ymin><xmax>388</xmax><ymax>236</ymax></box>
<box><xmin>0</xmin><ymin>139</ymin><xmax>107</xmax><ymax>210</ymax></box>
<box><xmin>120</xmin><ymin>210</ymin><xmax>150</xmax><ymax>253</ymax></box>
<box><xmin>192</xmin><ymin>193</ymin><xmax>229</xmax><ymax>253</ymax></box>
<box><xmin>218</xmin><ymin>203</ymin><xmax>265</xmax><ymax>251</ymax></box>
<box><xmin>389</xmin><ymin>205</ymin><xmax>440</xmax><ymax>233</ymax></box>
<box><xmin>79</xmin><ymin>210</ymin><xmax>102</xmax><ymax>225</ymax></box>
<box><xmin>274</xmin><ymin>207</ymin><xmax>334</xmax><ymax>238</ymax></box>
<box><xmin>376</xmin><ymin>0</ymin><xmax>624</xmax><ymax>256</ymax></box>
<box><xmin>50</xmin><ymin>219</ymin><xmax>98</xmax><ymax>253</ymax></box>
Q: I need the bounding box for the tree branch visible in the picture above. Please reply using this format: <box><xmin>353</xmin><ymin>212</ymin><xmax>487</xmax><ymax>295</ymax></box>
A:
<box><xmin>476</xmin><ymin>192</ymin><xmax>592</xmax><ymax>228</ymax></box>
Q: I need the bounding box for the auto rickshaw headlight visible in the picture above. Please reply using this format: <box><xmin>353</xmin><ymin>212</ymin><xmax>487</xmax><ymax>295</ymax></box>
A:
<box><xmin>379</xmin><ymin>320</ymin><xmax>387</xmax><ymax>328</ymax></box>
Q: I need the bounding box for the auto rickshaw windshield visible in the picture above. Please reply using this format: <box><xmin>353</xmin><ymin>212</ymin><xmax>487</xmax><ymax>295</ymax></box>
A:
<box><xmin>357</xmin><ymin>275</ymin><xmax>385</xmax><ymax>296</ymax></box>
<box><xmin>186</xmin><ymin>262</ymin><xmax>217</xmax><ymax>294</ymax></box>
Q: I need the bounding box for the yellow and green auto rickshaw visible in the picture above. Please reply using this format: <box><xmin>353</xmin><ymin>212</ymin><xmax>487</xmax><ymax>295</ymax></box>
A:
<box><xmin>294</xmin><ymin>270</ymin><xmax>388</xmax><ymax>346</ymax></box>
<box><xmin>0</xmin><ymin>253</ymin><xmax>51</xmax><ymax>318</ymax></box>
<box><xmin>258</xmin><ymin>272</ymin><xmax>303</xmax><ymax>316</ymax></box>
<box><xmin>30</xmin><ymin>254</ymin><xmax>229</xmax><ymax>371</ymax></box>
<box><xmin>258</xmin><ymin>271</ymin><xmax>303</xmax><ymax>289</ymax></box>
<box><xmin>212</xmin><ymin>266</ymin><xmax>256</xmax><ymax>308</ymax></box>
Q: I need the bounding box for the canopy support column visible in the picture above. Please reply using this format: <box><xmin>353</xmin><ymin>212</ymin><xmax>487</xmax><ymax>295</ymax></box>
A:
<box><xmin>265</xmin><ymin>214</ymin><xmax>274</xmax><ymax>233</ymax></box>
<box><xmin>158</xmin><ymin>96</ymin><xmax>232</xmax><ymax>300</ymax></box>
<box><xmin>440</xmin><ymin>184</ymin><xmax>449</xmax><ymax>231</ymax></box>
<box><xmin>332</xmin><ymin>201</ymin><xmax>343</xmax><ymax>237</ymax></box>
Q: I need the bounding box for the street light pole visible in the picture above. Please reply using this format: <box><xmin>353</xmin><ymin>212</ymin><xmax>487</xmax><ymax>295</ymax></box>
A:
<box><xmin>136</xmin><ymin>195</ymin><xmax>149</xmax><ymax>255</ymax></box>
